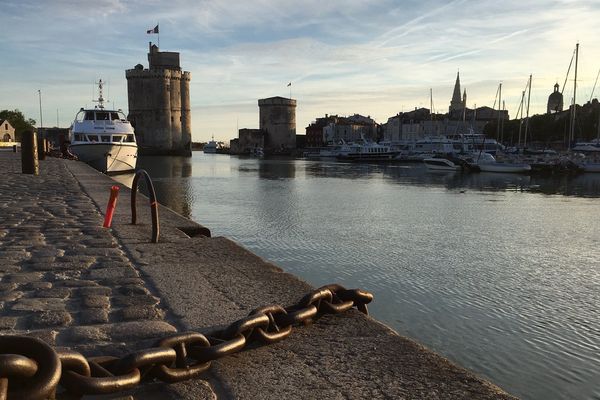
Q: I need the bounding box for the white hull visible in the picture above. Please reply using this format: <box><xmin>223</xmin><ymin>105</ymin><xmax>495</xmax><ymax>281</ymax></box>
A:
<box><xmin>423</xmin><ymin>158</ymin><xmax>461</xmax><ymax>171</ymax></box>
<box><xmin>70</xmin><ymin>143</ymin><xmax>137</xmax><ymax>173</ymax></box>
<box><xmin>477</xmin><ymin>163</ymin><xmax>531</xmax><ymax>173</ymax></box>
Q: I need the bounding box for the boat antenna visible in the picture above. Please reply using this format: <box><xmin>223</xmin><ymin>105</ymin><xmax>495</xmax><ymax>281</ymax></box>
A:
<box><xmin>93</xmin><ymin>79</ymin><xmax>105</xmax><ymax>109</ymax></box>
<box><xmin>524</xmin><ymin>74</ymin><xmax>532</xmax><ymax>148</ymax></box>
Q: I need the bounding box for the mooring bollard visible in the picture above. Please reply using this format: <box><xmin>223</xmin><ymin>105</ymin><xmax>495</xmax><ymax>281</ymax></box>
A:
<box><xmin>103</xmin><ymin>185</ymin><xmax>120</xmax><ymax>228</ymax></box>
<box><xmin>21</xmin><ymin>130</ymin><xmax>39</xmax><ymax>175</ymax></box>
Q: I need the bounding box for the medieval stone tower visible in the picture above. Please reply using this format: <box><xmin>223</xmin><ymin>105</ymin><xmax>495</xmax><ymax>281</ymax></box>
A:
<box><xmin>126</xmin><ymin>43</ymin><xmax>192</xmax><ymax>156</ymax></box>
<box><xmin>258</xmin><ymin>96</ymin><xmax>296</xmax><ymax>152</ymax></box>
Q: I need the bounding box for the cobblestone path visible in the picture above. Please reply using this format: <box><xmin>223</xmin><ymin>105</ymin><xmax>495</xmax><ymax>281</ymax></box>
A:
<box><xmin>0</xmin><ymin>154</ymin><xmax>176</xmax><ymax>355</ymax></box>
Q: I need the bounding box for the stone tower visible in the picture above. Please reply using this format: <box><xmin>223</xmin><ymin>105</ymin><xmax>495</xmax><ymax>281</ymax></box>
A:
<box><xmin>547</xmin><ymin>83</ymin><xmax>564</xmax><ymax>114</ymax></box>
<box><xmin>258</xmin><ymin>96</ymin><xmax>296</xmax><ymax>152</ymax></box>
<box><xmin>449</xmin><ymin>72</ymin><xmax>464</xmax><ymax>113</ymax></box>
<box><xmin>125</xmin><ymin>43</ymin><xmax>192</xmax><ymax>156</ymax></box>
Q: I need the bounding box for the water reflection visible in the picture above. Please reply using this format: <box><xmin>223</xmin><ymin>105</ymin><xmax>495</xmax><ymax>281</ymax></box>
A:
<box><xmin>129</xmin><ymin>156</ymin><xmax>194</xmax><ymax>218</ymax></box>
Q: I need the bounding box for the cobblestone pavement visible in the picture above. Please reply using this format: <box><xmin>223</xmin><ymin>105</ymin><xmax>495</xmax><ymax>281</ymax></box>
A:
<box><xmin>0</xmin><ymin>154</ymin><xmax>176</xmax><ymax>355</ymax></box>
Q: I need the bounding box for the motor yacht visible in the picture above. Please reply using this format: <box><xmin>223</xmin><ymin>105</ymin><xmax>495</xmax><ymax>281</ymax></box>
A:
<box><xmin>69</xmin><ymin>80</ymin><xmax>137</xmax><ymax>174</ymax></box>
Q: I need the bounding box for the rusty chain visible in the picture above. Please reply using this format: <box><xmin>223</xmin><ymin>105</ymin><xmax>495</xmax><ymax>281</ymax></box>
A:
<box><xmin>0</xmin><ymin>284</ymin><xmax>373</xmax><ymax>399</ymax></box>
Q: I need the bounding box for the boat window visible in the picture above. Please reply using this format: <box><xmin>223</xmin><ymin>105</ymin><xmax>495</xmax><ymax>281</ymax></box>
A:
<box><xmin>101</xmin><ymin>135</ymin><xmax>111</xmax><ymax>142</ymax></box>
<box><xmin>125</xmin><ymin>134</ymin><xmax>135</xmax><ymax>142</ymax></box>
<box><xmin>74</xmin><ymin>134</ymin><xmax>82</xmax><ymax>141</ymax></box>
<box><xmin>87</xmin><ymin>135</ymin><xmax>98</xmax><ymax>142</ymax></box>
<box><xmin>111</xmin><ymin>112</ymin><xmax>120</xmax><ymax>120</ymax></box>
<box><xmin>112</xmin><ymin>135</ymin><xmax>123</xmax><ymax>142</ymax></box>
<box><xmin>96</xmin><ymin>112</ymin><xmax>109</xmax><ymax>121</ymax></box>
<box><xmin>84</xmin><ymin>112</ymin><xmax>94</xmax><ymax>120</ymax></box>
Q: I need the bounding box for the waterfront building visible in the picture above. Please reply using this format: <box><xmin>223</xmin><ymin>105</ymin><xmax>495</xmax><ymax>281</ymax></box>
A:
<box><xmin>320</xmin><ymin>114</ymin><xmax>378</xmax><ymax>144</ymax></box>
<box><xmin>547</xmin><ymin>83</ymin><xmax>564</xmax><ymax>114</ymax></box>
<box><xmin>230</xmin><ymin>128</ymin><xmax>265</xmax><ymax>154</ymax></box>
<box><xmin>125</xmin><ymin>43</ymin><xmax>192</xmax><ymax>156</ymax></box>
<box><xmin>0</xmin><ymin>119</ymin><xmax>15</xmax><ymax>142</ymax></box>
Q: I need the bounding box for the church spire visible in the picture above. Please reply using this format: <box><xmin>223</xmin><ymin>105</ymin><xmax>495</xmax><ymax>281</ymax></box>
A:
<box><xmin>450</xmin><ymin>71</ymin><xmax>464</xmax><ymax>112</ymax></box>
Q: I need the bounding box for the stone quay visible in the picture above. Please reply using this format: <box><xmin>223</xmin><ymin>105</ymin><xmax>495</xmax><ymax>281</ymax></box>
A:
<box><xmin>0</xmin><ymin>152</ymin><xmax>516</xmax><ymax>399</ymax></box>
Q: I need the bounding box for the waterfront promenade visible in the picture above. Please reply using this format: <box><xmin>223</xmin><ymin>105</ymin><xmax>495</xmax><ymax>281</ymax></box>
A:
<box><xmin>0</xmin><ymin>152</ymin><xmax>515</xmax><ymax>399</ymax></box>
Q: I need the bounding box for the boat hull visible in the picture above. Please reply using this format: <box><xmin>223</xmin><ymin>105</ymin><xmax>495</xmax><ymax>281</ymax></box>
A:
<box><xmin>423</xmin><ymin>158</ymin><xmax>461</xmax><ymax>171</ymax></box>
<box><xmin>477</xmin><ymin>163</ymin><xmax>531</xmax><ymax>173</ymax></box>
<box><xmin>70</xmin><ymin>143</ymin><xmax>137</xmax><ymax>173</ymax></box>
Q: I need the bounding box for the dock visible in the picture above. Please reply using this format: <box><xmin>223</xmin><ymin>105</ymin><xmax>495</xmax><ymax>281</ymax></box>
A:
<box><xmin>0</xmin><ymin>152</ymin><xmax>516</xmax><ymax>399</ymax></box>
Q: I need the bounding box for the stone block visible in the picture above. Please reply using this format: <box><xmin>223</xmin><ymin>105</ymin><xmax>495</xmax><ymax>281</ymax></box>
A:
<box><xmin>82</xmin><ymin>295</ymin><xmax>110</xmax><ymax>308</ymax></box>
<box><xmin>79</xmin><ymin>309</ymin><xmax>109</xmax><ymax>325</ymax></box>
<box><xmin>21</xmin><ymin>281</ymin><xmax>53</xmax><ymax>291</ymax></box>
<box><xmin>112</xmin><ymin>295</ymin><xmax>160</xmax><ymax>307</ymax></box>
<box><xmin>30</xmin><ymin>311</ymin><xmax>72</xmax><ymax>328</ymax></box>
<box><xmin>77</xmin><ymin>286</ymin><xmax>112</xmax><ymax>296</ymax></box>
<box><xmin>0</xmin><ymin>291</ymin><xmax>24</xmax><ymax>302</ymax></box>
<box><xmin>118</xmin><ymin>306</ymin><xmax>164</xmax><ymax>321</ymax></box>
<box><xmin>12</xmin><ymin>298</ymin><xmax>67</xmax><ymax>312</ymax></box>
<box><xmin>107</xmin><ymin>321</ymin><xmax>177</xmax><ymax>341</ymax></box>
<box><xmin>35</xmin><ymin>287</ymin><xmax>71</xmax><ymax>299</ymax></box>
<box><xmin>0</xmin><ymin>317</ymin><xmax>18</xmax><ymax>330</ymax></box>
<box><xmin>3</xmin><ymin>272</ymin><xmax>42</xmax><ymax>283</ymax></box>
<box><xmin>117</xmin><ymin>285</ymin><xmax>150</xmax><ymax>296</ymax></box>
<box><xmin>64</xmin><ymin>326</ymin><xmax>110</xmax><ymax>343</ymax></box>
<box><xmin>88</xmin><ymin>268</ymin><xmax>138</xmax><ymax>280</ymax></box>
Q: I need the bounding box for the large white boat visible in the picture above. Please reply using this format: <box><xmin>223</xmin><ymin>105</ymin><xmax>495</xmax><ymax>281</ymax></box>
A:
<box><xmin>203</xmin><ymin>137</ymin><xmax>217</xmax><ymax>154</ymax></box>
<box><xmin>69</xmin><ymin>80</ymin><xmax>137</xmax><ymax>173</ymax></box>
<box><xmin>336</xmin><ymin>138</ymin><xmax>396</xmax><ymax>162</ymax></box>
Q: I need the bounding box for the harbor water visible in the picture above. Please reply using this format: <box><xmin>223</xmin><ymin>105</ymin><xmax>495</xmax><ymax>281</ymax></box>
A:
<box><xmin>119</xmin><ymin>154</ymin><xmax>600</xmax><ymax>400</ymax></box>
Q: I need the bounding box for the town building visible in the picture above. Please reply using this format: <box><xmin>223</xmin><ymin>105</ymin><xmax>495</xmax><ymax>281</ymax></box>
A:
<box><xmin>1</xmin><ymin>119</ymin><xmax>15</xmax><ymax>142</ymax></box>
<box><xmin>126</xmin><ymin>43</ymin><xmax>192</xmax><ymax>156</ymax></box>
<box><xmin>306</xmin><ymin>114</ymin><xmax>377</xmax><ymax>144</ymax></box>
<box><xmin>230</xmin><ymin>128</ymin><xmax>265</xmax><ymax>154</ymax></box>
<box><xmin>547</xmin><ymin>83</ymin><xmax>564</xmax><ymax>114</ymax></box>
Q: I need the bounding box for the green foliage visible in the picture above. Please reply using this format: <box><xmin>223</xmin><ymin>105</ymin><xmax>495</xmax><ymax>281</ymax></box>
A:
<box><xmin>0</xmin><ymin>109</ymin><xmax>36</xmax><ymax>141</ymax></box>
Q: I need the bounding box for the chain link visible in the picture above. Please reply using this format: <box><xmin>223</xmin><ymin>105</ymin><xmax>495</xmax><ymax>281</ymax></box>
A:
<box><xmin>0</xmin><ymin>284</ymin><xmax>372</xmax><ymax>399</ymax></box>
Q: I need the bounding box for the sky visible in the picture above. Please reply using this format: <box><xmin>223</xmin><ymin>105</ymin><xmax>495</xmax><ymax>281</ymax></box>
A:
<box><xmin>1</xmin><ymin>0</ymin><xmax>599</xmax><ymax>143</ymax></box>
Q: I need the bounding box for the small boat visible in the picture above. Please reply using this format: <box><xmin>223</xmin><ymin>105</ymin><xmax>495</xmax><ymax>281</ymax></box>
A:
<box><xmin>474</xmin><ymin>152</ymin><xmax>531</xmax><ymax>173</ymax></box>
<box><xmin>423</xmin><ymin>153</ymin><xmax>465</xmax><ymax>171</ymax></box>
<box><xmin>69</xmin><ymin>80</ymin><xmax>137</xmax><ymax>174</ymax></box>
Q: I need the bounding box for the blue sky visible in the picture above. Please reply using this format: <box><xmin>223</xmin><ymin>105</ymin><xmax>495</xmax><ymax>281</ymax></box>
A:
<box><xmin>1</xmin><ymin>0</ymin><xmax>599</xmax><ymax>142</ymax></box>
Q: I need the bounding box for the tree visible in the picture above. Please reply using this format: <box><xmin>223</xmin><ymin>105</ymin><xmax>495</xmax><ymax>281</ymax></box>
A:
<box><xmin>0</xmin><ymin>109</ymin><xmax>36</xmax><ymax>142</ymax></box>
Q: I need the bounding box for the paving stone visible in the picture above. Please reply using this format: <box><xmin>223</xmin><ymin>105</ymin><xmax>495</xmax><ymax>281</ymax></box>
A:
<box><xmin>0</xmin><ymin>283</ymin><xmax>17</xmax><ymax>292</ymax></box>
<box><xmin>118</xmin><ymin>306</ymin><xmax>164</xmax><ymax>321</ymax></box>
<box><xmin>82</xmin><ymin>295</ymin><xmax>110</xmax><ymax>308</ymax></box>
<box><xmin>79</xmin><ymin>309</ymin><xmax>110</xmax><ymax>324</ymax></box>
<box><xmin>0</xmin><ymin>291</ymin><xmax>24</xmax><ymax>302</ymax></box>
<box><xmin>100</xmin><ymin>277</ymin><xmax>145</xmax><ymax>286</ymax></box>
<box><xmin>107</xmin><ymin>321</ymin><xmax>177</xmax><ymax>341</ymax></box>
<box><xmin>12</xmin><ymin>298</ymin><xmax>67</xmax><ymax>312</ymax></box>
<box><xmin>26</xmin><ymin>330</ymin><xmax>59</xmax><ymax>346</ymax></box>
<box><xmin>77</xmin><ymin>286</ymin><xmax>112</xmax><ymax>296</ymax></box>
<box><xmin>88</xmin><ymin>268</ymin><xmax>138</xmax><ymax>280</ymax></box>
<box><xmin>0</xmin><ymin>265</ymin><xmax>21</xmax><ymax>273</ymax></box>
<box><xmin>4</xmin><ymin>272</ymin><xmax>43</xmax><ymax>283</ymax></box>
<box><xmin>34</xmin><ymin>287</ymin><xmax>71</xmax><ymax>299</ymax></box>
<box><xmin>64</xmin><ymin>326</ymin><xmax>111</xmax><ymax>343</ymax></box>
<box><xmin>117</xmin><ymin>285</ymin><xmax>150</xmax><ymax>296</ymax></box>
<box><xmin>112</xmin><ymin>295</ymin><xmax>161</xmax><ymax>307</ymax></box>
<box><xmin>0</xmin><ymin>317</ymin><xmax>18</xmax><ymax>330</ymax></box>
<box><xmin>30</xmin><ymin>311</ymin><xmax>72</xmax><ymax>328</ymax></box>
<box><xmin>54</xmin><ymin>279</ymin><xmax>99</xmax><ymax>288</ymax></box>
<box><xmin>21</xmin><ymin>281</ymin><xmax>52</xmax><ymax>291</ymax></box>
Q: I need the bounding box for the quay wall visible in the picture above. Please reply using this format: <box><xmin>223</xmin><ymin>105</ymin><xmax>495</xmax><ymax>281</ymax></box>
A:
<box><xmin>0</xmin><ymin>152</ymin><xmax>516</xmax><ymax>399</ymax></box>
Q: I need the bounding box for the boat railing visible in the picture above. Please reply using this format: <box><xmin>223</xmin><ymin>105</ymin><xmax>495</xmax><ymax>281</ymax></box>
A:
<box><xmin>131</xmin><ymin>169</ymin><xmax>160</xmax><ymax>243</ymax></box>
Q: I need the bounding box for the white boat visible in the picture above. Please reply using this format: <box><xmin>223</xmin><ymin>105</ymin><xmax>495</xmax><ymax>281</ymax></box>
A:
<box><xmin>204</xmin><ymin>136</ymin><xmax>217</xmax><ymax>153</ymax></box>
<box><xmin>69</xmin><ymin>80</ymin><xmax>137</xmax><ymax>173</ymax></box>
<box><xmin>336</xmin><ymin>137</ymin><xmax>396</xmax><ymax>161</ymax></box>
<box><xmin>423</xmin><ymin>154</ymin><xmax>466</xmax><ymax>171</ymax></box>
<box><xmin>474</xmin><ymin>152</ymin><xmax>531</xmax><ymax>173</ymax></box>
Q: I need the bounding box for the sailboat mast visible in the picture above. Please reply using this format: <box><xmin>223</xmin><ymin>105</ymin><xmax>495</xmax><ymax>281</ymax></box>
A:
<box><xmin>496</xmin><ymin>83</ymin><xmax>502</xmax><ymax>141</ymax></box>
<box><xmin>570</xmin><ymin>43</ymin><xmax>579</xmax><ymax>145</ymax></box>
<box><xmin>517</xmin><ymin>90</ymin><xmax>525</xmax><ymax>148</ymax></box>
<box><xmin>524</xmin><ymin>74</ymin><xmax>532</xmax><ymax>148</ymax></box>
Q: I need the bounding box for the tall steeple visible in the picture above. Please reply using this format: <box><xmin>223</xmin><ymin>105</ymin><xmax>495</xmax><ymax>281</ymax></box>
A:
<box><xmin>450</xmin><ymin>71</ymin><xmax>463</xmax><ymax>112</ymax></box>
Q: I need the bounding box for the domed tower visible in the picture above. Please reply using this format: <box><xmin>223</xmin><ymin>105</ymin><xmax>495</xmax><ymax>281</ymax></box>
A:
<box><xmin>258</xmin><ymin>96</ymin><xmax>296</xmax><ymax>152</ymax></box>
<box><xmin>547</xmin><ymin>83</ymin><xmax>563</xmax><ymax>114</ymax></box>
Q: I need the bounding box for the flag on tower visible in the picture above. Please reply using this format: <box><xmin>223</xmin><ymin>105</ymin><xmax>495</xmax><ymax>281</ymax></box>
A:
<box><xmin>147</xmin><ymin>25</ymin><xmax>159</xmax><ymax>34</ymax></box>
<box><xmin>287</xmin><ymin>82</ymin><xmax>291</xmax><ymax>87</ymax></box>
